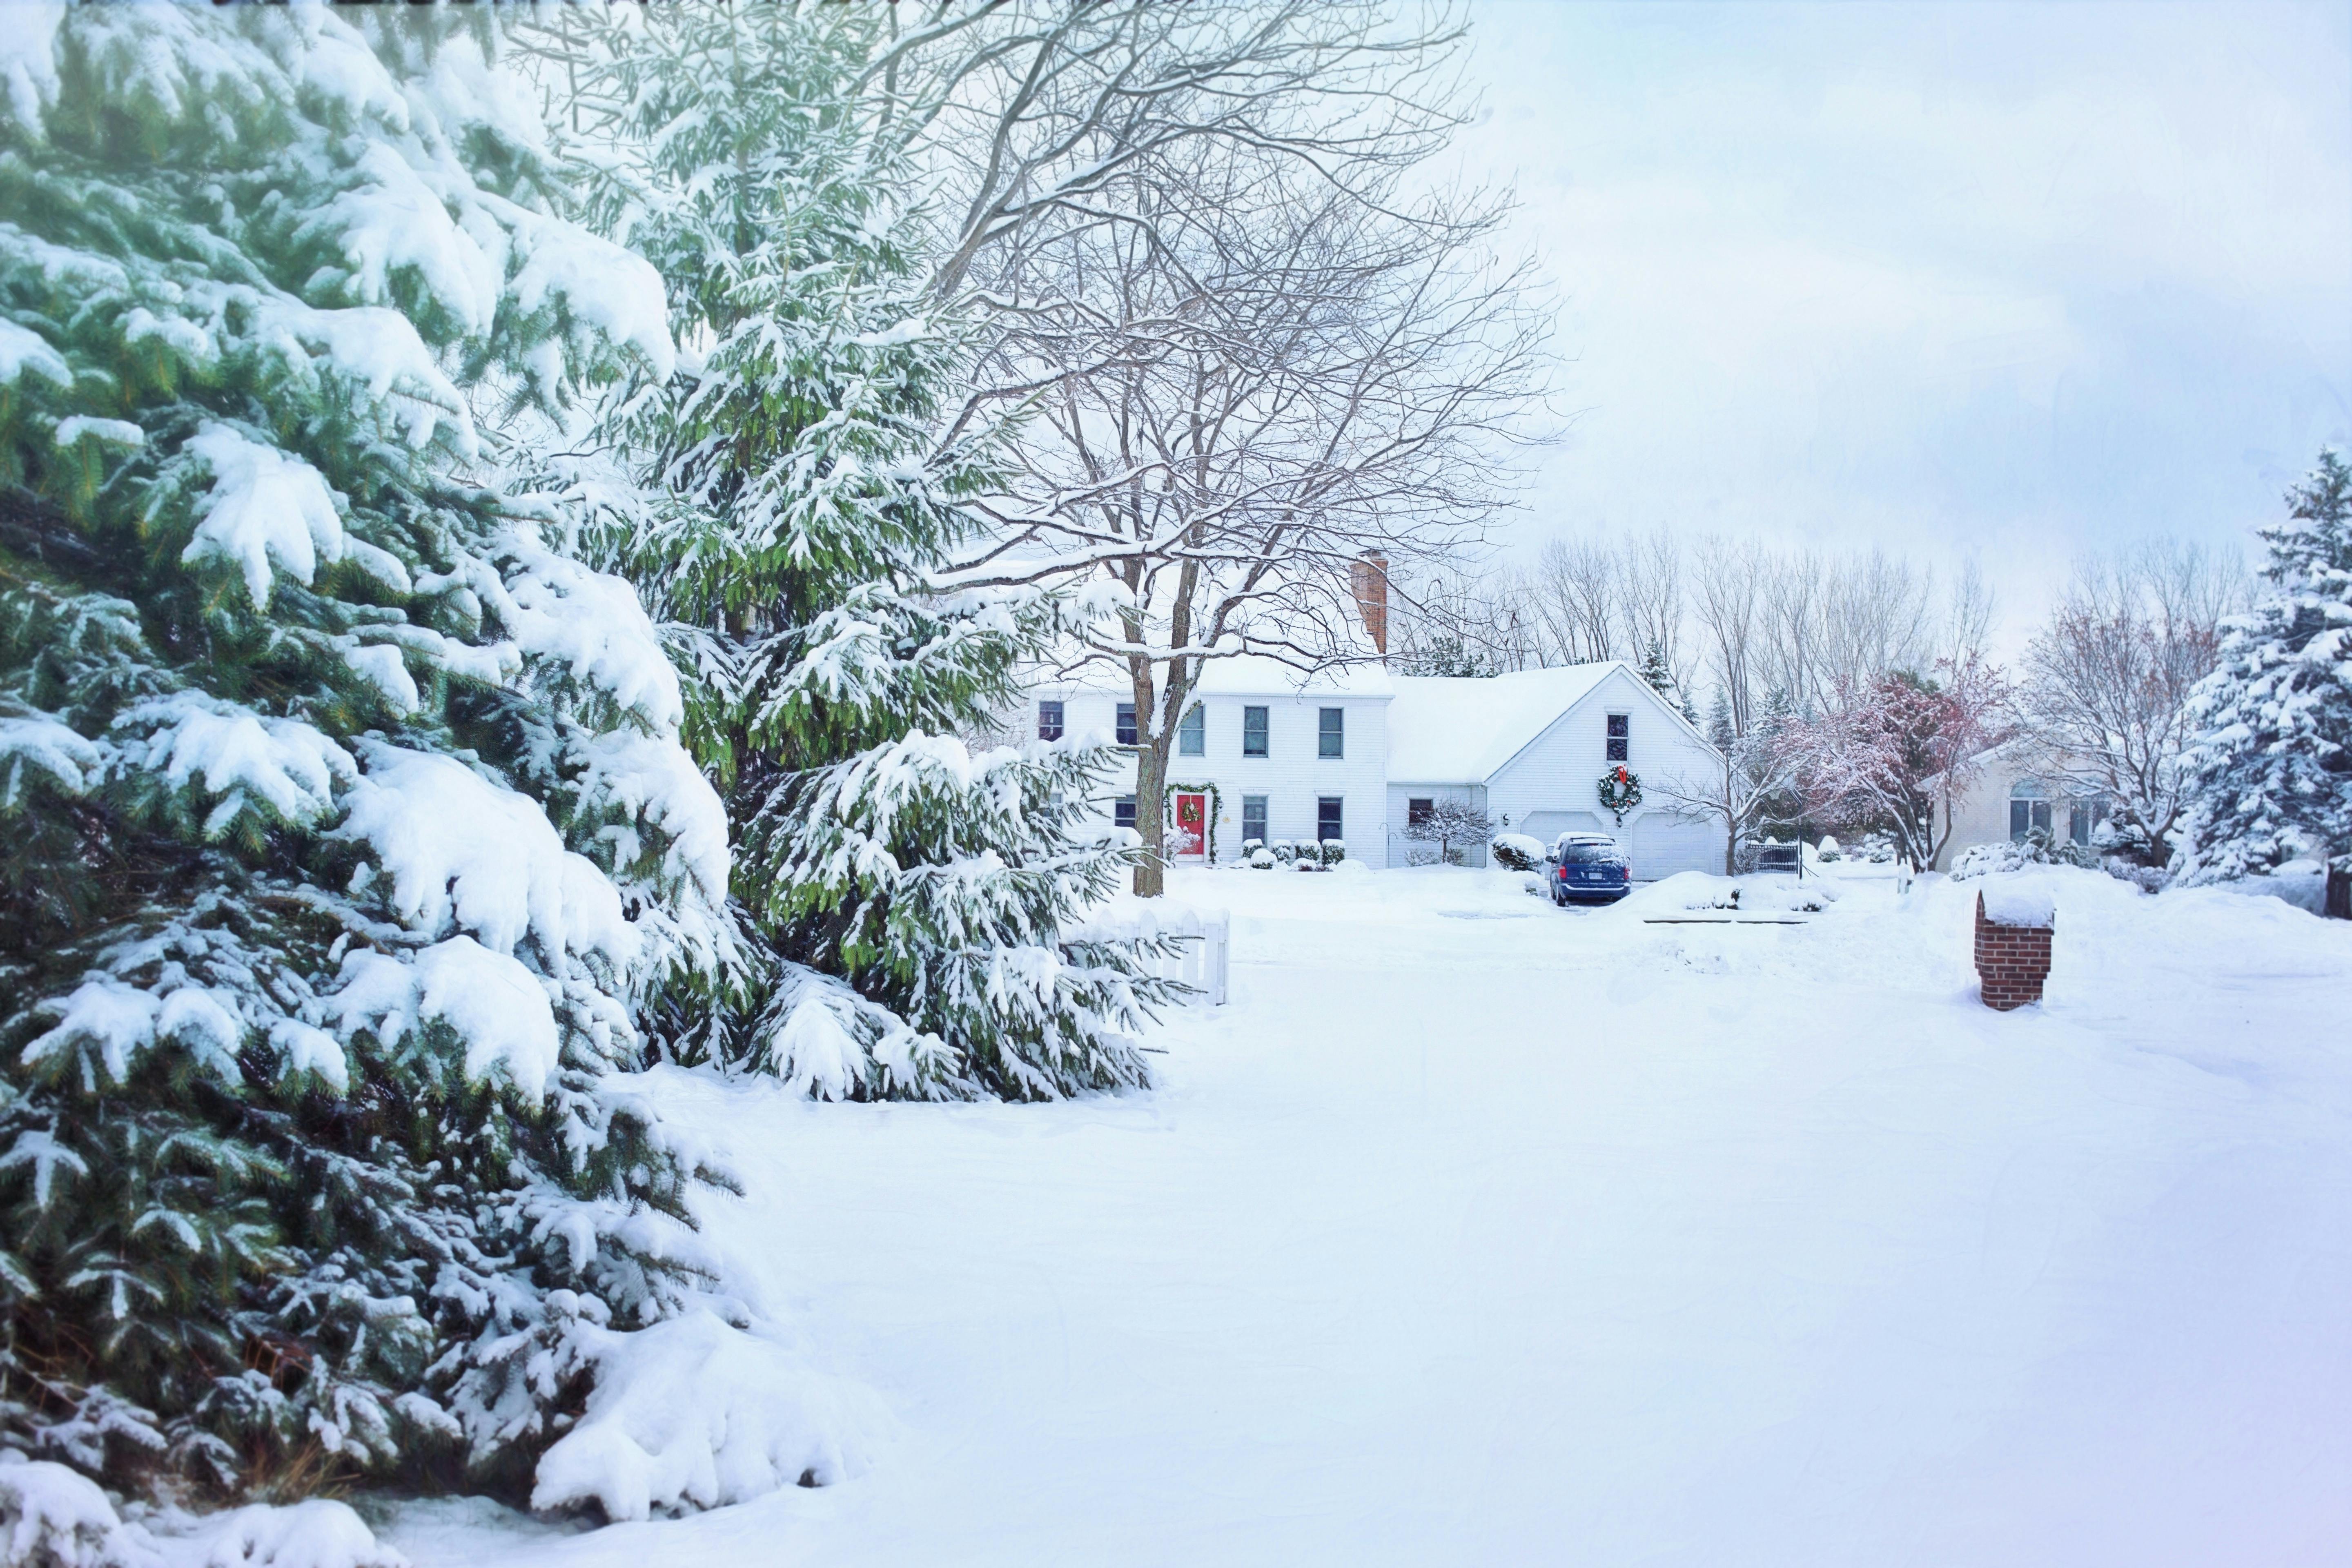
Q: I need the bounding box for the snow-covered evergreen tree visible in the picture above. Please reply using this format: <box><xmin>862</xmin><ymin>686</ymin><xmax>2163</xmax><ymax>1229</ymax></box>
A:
<box><xmin>2182</xmin><ymin>450</ymin><xmax>2352</xmax><ymax>915</ymax></box>
<box><xmin>539</xmin><ymin>6</ymin><xmax>1172</xmax><ymax>1100</ymax></box>
<box><xmin>0</xmin><ymin>7</ymin><xmax>752</xmax><ymax>1501</ymax></box>
<box><xmin>1638</xmin><ymin>639</ymin><xmax>1677</xmax><ymax>703</ymax></box>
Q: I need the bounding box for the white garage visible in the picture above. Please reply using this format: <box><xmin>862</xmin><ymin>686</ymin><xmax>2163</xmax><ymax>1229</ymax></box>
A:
<box><xmin>1628</xmin><ymin>808</ymin><xmax>1724</xmax><ymax>878</ymax></box>
<box><xmin>1517</xmin><ymin>809</ymin><xmax>1607</xmax><ymax>845</ymax></box>
<box><xmin>1387</xmin><ymin>664</ymin><xmax>1727</xmax><ymax>878</ymax></box>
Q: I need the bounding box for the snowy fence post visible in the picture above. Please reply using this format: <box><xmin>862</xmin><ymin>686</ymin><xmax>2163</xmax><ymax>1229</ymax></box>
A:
<box><xmin>1072</xmin><ymin>903</ymin><xmax>1229</xmax><ymax>1007</ymax></box>
<box><xmin>1973</xmin><ymin>886</ymin><xmax>2054</xmax><ymax>1011</ymax></box>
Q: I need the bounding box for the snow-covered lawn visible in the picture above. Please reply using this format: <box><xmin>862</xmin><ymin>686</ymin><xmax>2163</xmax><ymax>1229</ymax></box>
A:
<box><xmin>386</xmin><ymin>867</ymin><xmax>2352</xmax><ymax>1568</ymax></box>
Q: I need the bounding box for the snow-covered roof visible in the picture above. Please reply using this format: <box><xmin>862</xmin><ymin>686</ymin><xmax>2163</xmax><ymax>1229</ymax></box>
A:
<box><xmin>1386</xmin><ymin>664</ymin><xmax>1624</xmax><ymax>783</ymax></box>
<box><xmin>1034</xmin><ymin>653</ymin><xmax>1394</xmax><ymax>699</ymax></box>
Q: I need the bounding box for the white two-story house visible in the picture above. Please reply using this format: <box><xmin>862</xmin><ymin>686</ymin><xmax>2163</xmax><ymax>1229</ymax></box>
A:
<box><xmin>1026</xmin><ymin>656</ymin><xmax>1394</xmax><ymax>864</ymax></box>
<box><xmin>1022</xmin><ymin>657</ymin><xmax>1726</xmax><ymax>877</ymax></box>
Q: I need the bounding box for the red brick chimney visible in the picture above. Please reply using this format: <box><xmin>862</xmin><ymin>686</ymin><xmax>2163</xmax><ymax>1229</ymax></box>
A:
<box><xmin>1350</xmin><ymin>552</ymin><xmax>1388</xmax><ymax>655</ymax></box>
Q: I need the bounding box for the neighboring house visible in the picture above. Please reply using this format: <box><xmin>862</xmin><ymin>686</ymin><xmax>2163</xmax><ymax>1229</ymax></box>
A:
<box><xmin>1385</xmin><ymin>664</ymin><xmax>1724</xmax><ymax>875</ymax></box>
<box><xmin>1933</xmin><ymin>738</ymin><xmax>2116</xmax><ymax>870</ymax></box>
<box><xmin>1026</xmin><ymin>655</ymin><xmax>1395</xmax><ymax>866</ymax></box>
<box><xmin>1022</xmin><ymin>657</ymin><xmax>1725</xmax><ymax>876</ymax></box>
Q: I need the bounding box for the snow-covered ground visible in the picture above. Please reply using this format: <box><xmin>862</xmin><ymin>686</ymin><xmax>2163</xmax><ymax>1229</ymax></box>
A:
<box><xmin>383</xmin><ymin>865</ymin><xmax>2352</xmax><ymax>1567</ymax></box>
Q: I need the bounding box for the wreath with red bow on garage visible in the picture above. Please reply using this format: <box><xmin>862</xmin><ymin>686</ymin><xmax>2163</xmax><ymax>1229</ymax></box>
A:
<box><xmin>1595</xmin><ymin>764</ymin><xmax>1642</xmax><ymax>826</ymax></box>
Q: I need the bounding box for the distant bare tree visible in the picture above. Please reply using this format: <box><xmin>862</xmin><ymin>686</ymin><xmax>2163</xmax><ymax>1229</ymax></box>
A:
<box><xmin>1619</xmin><ymin>531</ymin><xmax>1685</xmax><ymax>690</ymax></box>
<box><xmin>1530</xmin><ymin>537</ymin><xmax>1621</xmax><ymax>665</ymax></box>
<box><xmin>1691</xmin><ymin>536</ymin><xmax>1766</xmax><ymax>738</ymax></box>
<box><xmin>2021</xmin><ymin>540</ymin><xmax>2248</xmax><ymax>864</ymax></box>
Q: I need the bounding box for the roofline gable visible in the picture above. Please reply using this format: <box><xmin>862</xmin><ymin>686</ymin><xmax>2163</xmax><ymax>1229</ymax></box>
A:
<box><xmin>1484</xmin><ymin>662</ymin><xmax>1723</xmax><ymax>783</ymax></box>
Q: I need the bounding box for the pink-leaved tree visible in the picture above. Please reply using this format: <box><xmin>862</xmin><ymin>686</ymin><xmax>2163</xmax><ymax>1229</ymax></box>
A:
<box><xmin>1795</xmin><ymin>656</ymin><xmax>2013</xmax><ymax>870</ymax></box>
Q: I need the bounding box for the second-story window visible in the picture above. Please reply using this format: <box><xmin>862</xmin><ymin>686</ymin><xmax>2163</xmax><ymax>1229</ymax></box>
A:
<box><xmin>1243</xmin><ymin>705</ymin><xmax>1269</xmax><ymax>757</ymax></box>
<box><xmin>1319</xmin><ymin>706</ymin><xmax>1344</xmax><ymax>759</ymax></box>
<box><xmin>1178</xmin><ymin>702</ymin><xmax>1205</xmax><ymax>756</ymax></box>
<box><xmin>1116</xmin><ymin>702</ymin><xmax>1138</xmax><ymax>746</ymax></box>
<box><xmin>1038</xmin><ymin>700</ymin><xmax>1065</xmax><ymax>742</ymax></box>
<box><xmin>1606</xmin><ymin>712</ymin><xmax>1629</xmax><ymax>762</ymax></box>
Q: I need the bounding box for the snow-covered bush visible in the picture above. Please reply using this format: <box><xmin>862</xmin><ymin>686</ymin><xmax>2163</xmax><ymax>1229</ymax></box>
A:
<box><xmin>1815</xmin><ymin>835</ymin><xmax>1843</xmax><ymax>862</ymax></box>
<box><xmin>1403</xmin><ymin>800</ymin><xmax>1492</xmax><ymax>866</ymax></box>
<box><xmin>1240</xmin><ymin>838</ymin><xmax>1264</xmax><ymax>858</ymax></box>
<box><xmin>0</xmin><ymin>5</ymin><xmax>766</xmax><ymax>1508</ymax></box>
<box><xmin>1272</xmin><ymin>842</ymin><xmax>1298</xmax><ymax>866</ymax></box>
<box><xmin>1952</xmin><ymin>831</ymin><xmax>2097</xmax><ymax>880</ymax></box>
<box><xmin>1321</xmin><ymin>840</ymin><xmax>1346</xmax><ymax>866</ymax></box>
<box><xmin>1248</xmin><ymin>849</ymin><xmax>1276</xmax><ymax>869</ymax></box>
<box><xmin>553</xmin><ymin>5</ymin><xmax>1174</xmax><ymax>1098</ymax></box>
<box><xmin>1488</xmin><ymin>833</ymin><xmax>1545</xmax><ymax>872</ymax></box>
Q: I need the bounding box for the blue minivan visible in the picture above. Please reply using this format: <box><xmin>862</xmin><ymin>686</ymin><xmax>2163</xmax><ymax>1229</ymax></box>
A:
<box><xmin>1549</xmin><ymin>834</ymin><xmax>1631</xmax><ymax>905</ymax></box>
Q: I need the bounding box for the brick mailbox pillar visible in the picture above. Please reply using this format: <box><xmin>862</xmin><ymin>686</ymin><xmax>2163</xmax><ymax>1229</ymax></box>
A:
<box><xmin>1974</xmin><ymin>890</ymin><xmax>2054</xmax><ymax>1010</ymax></box>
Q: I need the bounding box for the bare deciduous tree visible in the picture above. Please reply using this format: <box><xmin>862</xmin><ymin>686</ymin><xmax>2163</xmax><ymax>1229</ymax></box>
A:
<box><xmin>1691</xmin><ymin>536</ymin><xmax>1767</xmax><ymax>739</ymax></box>
<box><xmin>2021</xmin><ymin>540</ymin><xmax>2247</xmax><ymax>864</ymax></box>
<box><xmin>950</xmin><ymin>147</ymin><xmax>1549</xmax><ymax>892</ymax></box>
<box><xmin>1650</xmin><ymin>721</ymin><xmax>1803</xmax><ymax>875</ymax></box>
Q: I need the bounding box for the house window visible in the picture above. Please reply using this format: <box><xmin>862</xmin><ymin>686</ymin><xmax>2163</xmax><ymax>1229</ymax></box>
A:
<box><xmin>1116</xmin><ymin>702</ymin><xmax>1138</xmax><ymax>746</ymax></box>
<box><xmin>1606</xmin><ymin>712</ymin><xmax>1629</xmax><ymax>762</ymax></box>
<box><xmin>1037</xmin><ymin>700</ymin><xmax>1064</xmax><ymax>741</ymax></box>
<box><xmin>2069</xmin><ymin>795</ymin><xmax>2111</xmax><ymax>847</ymax></box>
<box><xmin>1178</xmin><ymin>703</ymin><xmax>1205</xmax><ymax>756</ymax></box>
<box><xmin>1408</xmin><ymin>797</ymin><xmax>1434</xmax><ymax>827</ymax></box>
<box><xmin>2009</xmin><ymin>780</ymin><xmax>2053</xmax><ymax>840</ymax></box>
<box><xmin>1114</xmin><ymin>795</ymin><xmax>1136</xmax><ymax>830</ymax></box>
<box><xmin>1319</xmin><ymin>706</ymin><xmax>1344</xmax><ymax>759</ymax></box>
<box><xmin>1243</xmin><ymin>705</ymin><xmax>1269</xmax><ymax>757</ymax></box>
<box><xmin>1317</xmin><ymin>796</ymin><xmax>1343</xmax><ymax>842</ymax></box>
<box><xmin>1241</xmin><ymin>795</ymin><xmax>1267</xmax><ymax>844</ymax></box>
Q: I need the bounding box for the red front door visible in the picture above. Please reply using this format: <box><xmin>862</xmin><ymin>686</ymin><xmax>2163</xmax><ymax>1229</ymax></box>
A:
<box><xmin>1173</xmin><ymin>793</ymin><xmax>1206</xmax><ymax>859</ymax></box>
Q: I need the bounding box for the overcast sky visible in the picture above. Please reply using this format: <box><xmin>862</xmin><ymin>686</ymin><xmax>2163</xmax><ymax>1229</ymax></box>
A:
<box><xmin>1448</xmin><ymin>0</ymin><xmax>2352</xmax><ymax>641</ymax></box>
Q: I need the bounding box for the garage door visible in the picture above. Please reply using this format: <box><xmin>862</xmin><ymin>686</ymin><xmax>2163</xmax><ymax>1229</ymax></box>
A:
<box><xmin>1628</xmin><ymin>811</ymin><xmax>1723</xmax><ymax>879</ymax></box>
<box><xmin>1519</xmin><ymin>810</ymin><xmax>1607</xmax><ymax>848</ymax></box>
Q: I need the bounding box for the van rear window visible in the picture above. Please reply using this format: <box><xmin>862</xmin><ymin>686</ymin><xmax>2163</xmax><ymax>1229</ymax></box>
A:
<box><xmin>1560</xmin><ymin>843</ymin><xmax>1624</xmax><ymax>865</ymax></box>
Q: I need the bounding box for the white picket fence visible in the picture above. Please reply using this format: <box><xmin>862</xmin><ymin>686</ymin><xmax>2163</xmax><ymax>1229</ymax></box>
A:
<box><xmin>1071</xmin><ymin>901</ymin><xmax>1229</xmax><ymax>1007</ymax></box>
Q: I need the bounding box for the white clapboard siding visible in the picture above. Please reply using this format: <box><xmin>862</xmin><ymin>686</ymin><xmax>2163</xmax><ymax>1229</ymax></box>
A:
<box><xmin>1030</xmin><ymin>685</ymin><xmax>1394</xmax><ymax>867</ymax></box>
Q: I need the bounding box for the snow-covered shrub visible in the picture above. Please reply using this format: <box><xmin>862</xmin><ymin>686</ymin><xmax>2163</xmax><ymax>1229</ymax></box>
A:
<box><xmin>529</xmin><ymin>1310</ymin><xmax>881</xmax><ymax>1523</ymax></box>
<box><xmin>1320</xmin><ymin>840</ymin><xmax>1346</xmax><ymax>866</ymax></box>
<box><xmin>1403</xmin><ymin>800</ymin><xmax>1492</xmax><ymax>866</ymax></box>
<box><xmin>1815</xmin><ymin>835</ymin><xmax>1843</xmax><ymax>862</ymax></box>
<box><xmin>0</xmin><ymin>1457</ymin><xmax>152</xmax><ymax>1568</ymax></box>
<box><xmin>1240</xmin><ymin>838</ymin><xmax>1264</xmax><ymax>858</ymax></box>
<box><xmin>0</xmin><ymin>5</ymin><xmax>764</xmax><ymax>1508</ymax></box>
<box><xmin>1272</xmin><ymin>842</ymin><xmax>1298</xmax><ymax>866</ymax></box>
<box><xmin>1952</xmin><ymin>831</ymin><xmax>2097</xmax><ymax>880</ymax></box>
<box><xmin>1488</xmin><ymin>833</ymin><xmax>1545</xmax><ymax>871</ymax></box>
<box><xmin>1248</xmin><ymin>849</ymin><xmax>1275</xmax><ymax>869</ymax></box>
<box><xmin>559</xmin><ymin>5</ymin><xmax>1174</xmax><ymax>1098</ymax></box>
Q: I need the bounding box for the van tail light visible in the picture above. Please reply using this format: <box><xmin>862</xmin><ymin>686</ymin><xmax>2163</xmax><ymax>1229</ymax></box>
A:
<box><xmin>1621</xmin><ymin>865</ymin><xmax>1632</xmax><ymax>882</ymax></box>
